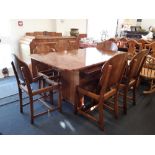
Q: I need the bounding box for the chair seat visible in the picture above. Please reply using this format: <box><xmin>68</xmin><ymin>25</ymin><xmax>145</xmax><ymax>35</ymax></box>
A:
<box><xmin>140</xmin><ymin>67</ymin><xmax>155</xmax><ymax>80</ymax></box>
<box><xmin>120</xmin><ymin>79</ymin><xmax>136</xmax><ymax>88</ymax></box>
<box><xmin>38</xmin><ymin>68</ymin><xmax>61</xmax><ymax>83</ymax></box>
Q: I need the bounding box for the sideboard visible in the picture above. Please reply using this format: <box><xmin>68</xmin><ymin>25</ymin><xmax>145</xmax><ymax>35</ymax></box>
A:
<box><xmin>19</xmin><ymin>35</ymin><xmax>78</xmax><ymax>65</ymax></box>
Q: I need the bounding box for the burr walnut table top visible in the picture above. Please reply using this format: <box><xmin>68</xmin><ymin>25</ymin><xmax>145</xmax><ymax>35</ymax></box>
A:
<box><xmin>31</xmin><ymin>48</ymin><xmax>122</xmax><ymax>71</ymax></box>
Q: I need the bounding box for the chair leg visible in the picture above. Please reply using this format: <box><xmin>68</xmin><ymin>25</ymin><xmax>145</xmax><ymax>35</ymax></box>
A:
<box><xmin>98</xmin><ymin>101</ymin><xmax>104</xmax><ymax>130</ymax></box>
<box><xmin>114</xmin><ymin>94</ymin><xmax>119</xmax><ymax>119</ymax></box>
<box><xmin>74</xmin><ymin>90</ymin><xmax>81</xmax><ymax>114</ymax></box>
<box><xmin>29</xmin><ymin>96</ymin><xmax>34</xmax><ymax>124</ymax></box>
<box><xmin>50</xmin><ymin>90</ymin><xmax>54</xmax><ymax>105</ymax></box>
<box><xmin>123</xmin><ymin>88</ymin><xmax>128</xmax><ymax>114</ymax></box>
<box><xmin>19</xmin><ymin>88</ymin><xmax>23</xmax><ymax>113</ymax></box>
<box><xmin>74</xmin><ymin>90</ymin><xmax>83</xmax><ymax>114</ymax></box>
<box><xmin>132</xmin><ymin>85</ymin><xmax>136</xmax><ymax>105</ymax></box>
<box><xmin>58</xmin><ymin>86</ymin><xmax>62</xmax><ymax>112</ymax></box>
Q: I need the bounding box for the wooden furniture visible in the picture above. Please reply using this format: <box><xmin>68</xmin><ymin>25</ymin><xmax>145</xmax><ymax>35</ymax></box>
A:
<box><xmin>108</xmin><ymin>38</ymin><xmax>117</xmax><ymax>43</ymax></box>
<box><xmin>33</xmin><ymin>44</ymin><xmax>55</xmax><ymax>54</ymax></box>
<box><xmin>96</xmin><ymin>40</ymin><xmax>118</xmax><ymax>51</ymax></box>
<box><xmin>138</xmin><ymin>39</ymin><xmax>151</xmax><ymax>49</ymax></box>
<box><xmin>26</xmin><ymin>31</ymin><xmax>62</xmax><ymax>37</ymax></box>
<box><xmin>120</xmin><ymin>50</ymin><xmax>147</xmax><ymax>114</ymax></box>
<box><xmin>140</xmin><ymin>55</ymin><xmax>155</xmax><ymax>94</ymax></box>
<box><xmin>31</xmin><ymin>48</ymin><xmax>123</xmax><ymax>109</ymax></box>
<box><xmin>79</xmin><ymin>42</ymin><xmax>97</xmax><ymax>48</ymax></box>
<box><xmin>19</xmin><ymin>35</ymin><xmax>79</xmax><ymax>68</ymax></box>
<box><xmin>127</xmin><ymin>39</ymin><xmax>142</xmax><ymax>59</ymax></box>
<box><xmin>76</xmin><ymin>53</ymin><xmax>127</xmax><ymax>130</ymax></box>
<box><xmin>145</xmin><ymin>42</ymin><xmax>155</xmax><ymax>57</ymax></box>
<box><xmin>11</xmin><ymin>54</ymin><xmax>62</xmax><ymax>124</ymax></box>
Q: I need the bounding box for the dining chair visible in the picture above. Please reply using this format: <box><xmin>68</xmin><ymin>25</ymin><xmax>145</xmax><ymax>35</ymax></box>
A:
<box><xmin>96</xmin><ymin>40</ymin><xmax>118</xmax><ymax>51</ymax></box>
<box><xmin>140</xmin><ymin>55</ymin><xmax>155</xmax><ymax>94</ymax></box>
<box><xmin>32</xmin><ymin>43</ymin><xmax>62</xmax><ymax>94</ymax></box>
<box><xmin>119</xmin><ymin>50</ymin><xmax>147</xmax><ymax>114</ymax></box>
<box><xmin>118</xmin><ymin>37</ymin><xmax>128</xmax><ymax>48</ymax></box>
<box><xmin>138</xmin><ymin>39</ymin><xmax>151</xmax><ymax>49</ymax></box>
<box><xmin>127</xmin><ymin>39</ymin><xmax>142</xmax><ymax>59</ymax></box>
<box><xmin>145</xmin><ymin>42</ymin><xmax>155</xmax><ymax>57</ymax></box>
<box><xmin>11</xmin><ymin>54</ymin><xmax>62</xmax><ymax>124</ymax></box>
<box><xmin>76</xmin><ymin>53</ymin><xmax>128</xmax><ymax>130</ymax></box>
<box><xmin>108</xmin><ymin>38</ymin><xmax>117</xmax><ymax>43</ymax></box>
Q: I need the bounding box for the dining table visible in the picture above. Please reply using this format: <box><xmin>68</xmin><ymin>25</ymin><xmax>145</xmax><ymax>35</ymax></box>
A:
<box><xmin>31</xmin><ymin>47</ymin><xmax>123</xmax><ymax>110</ymax></box>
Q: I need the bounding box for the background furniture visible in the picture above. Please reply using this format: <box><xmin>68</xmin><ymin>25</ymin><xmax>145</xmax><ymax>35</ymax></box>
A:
<box><xmin>96</xmin><ymin>40</ymin><xmax>118</xmax><ymax>51</ymax></box>
<box><xmin>140</xmin><ymin>55</ymin><xmax>155</xmax><ymax>94</ymax></box>
<box><xmin>19</xmin><ymin>35</ymin><xmax>79</xmax><ymax>71</ymax></box>
<box><xmin>123</xmin><ymin>26</ymin><xmax>148</xmax><ymax>39</ymax></box>
<box><xmin>127</xmin><ymin>39</ymin><xmax>142</xmax><ymax>59</ymax></box>
<box><xmin>26</xmin><ymin>31</ymin><xmax>62</xmax><ymax>37</ymax></box>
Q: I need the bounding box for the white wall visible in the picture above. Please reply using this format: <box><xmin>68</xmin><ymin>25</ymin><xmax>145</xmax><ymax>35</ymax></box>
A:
<box><xmin>0</xmin><ymin>19</ymin><xmax>56</xmax><ymax>78</ymax></box>
<box><xmin>10</xmin><ymin>19</ymin><xmax>56</xmax><ymax>54</ymax></box>
<box><xmin>55</xmin><ymin>19</ymin><xmax>87</xmax><ymax>36</ymax></box>
<box><xmin>88</xmin><ymin>19</ymin><xmax>118</xmax><ymax>40</ymax></box>
<box><xmin>141</xmin><ymin>19</ymin><xmax>155</xmax><ymax>30</ymax></box>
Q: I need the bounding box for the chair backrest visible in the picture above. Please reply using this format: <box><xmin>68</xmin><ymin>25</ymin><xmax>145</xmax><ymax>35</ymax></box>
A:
<box><xmin>108</xmin><ymin>38</ymin><xmax>117</xmax><ymax>43</ymax></box>
<box><xmin>127</xmin><ymin>49</ymin><xmax>147</xmax><ymax>81</ymax></box>
<box><xmin>140</xmin><ymin>55</ymin><xmax>155</xmax><ymax>80</ymax></box>
<box><xmin>118</xmin><ymin>37</ymin><xmax>128</xmax><ymax>48</ymax></box>
<box><xmin>97</xmin><ymin>40</ymin><xmax>118</xmax><ymax>51</ymax></box>
<box><xmin>12</xmin><ymin>54</ymin><xmax>33</xmax><ymax>84</ymax></box>
<box><xmin>98</xmin><ymin>53</ymin><xmax>127</xmax><ymax>94</ymax></box>
<box><xmin>147</xmin><ymin>42</ymin><xmax>155</xmax><ymax>57</ymax></box>
<box><xmin>127</xmin><ymin>39</ymin><xmax>139</xmax><ymax>53</ymax></box>
<box><xmin>138</xmin><ymin>39</ymin><xmax>150</xmax><ymax>49</ymax></box>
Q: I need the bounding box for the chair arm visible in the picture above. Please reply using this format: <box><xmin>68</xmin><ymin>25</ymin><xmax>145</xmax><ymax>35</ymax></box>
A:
<box><xmin>145</xmin><ymin>43</ymin><xmax>151</xmax><ymax>49</ymax></box>
<box><xmin>77</xmin><ymin>86</ymin><xmax>100</xmax><ymax>101</ymax></box>
<box><xmin>32</xmin><ymin>84</ymin><xmax>60</xmax><ymax>96</ymax></box>
<box><xmin>32</xmin><ymin>75</ymin><xmax>43</xmax><ymax>82</ymax></box>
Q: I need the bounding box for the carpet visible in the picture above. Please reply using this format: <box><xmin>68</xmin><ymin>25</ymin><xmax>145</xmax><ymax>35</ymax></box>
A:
<box><xmin>0</xmin><ymin>76</ymin><xmax>18</xmax><ymax>99</ymax></box>
<box><xmin>0</xmin><ymin>86</ymin><xmax>155</xmax><ymax>135</ymax></box>
<box><xmin>0</xmin><ymin>77</ymin><xmax>155</xmax><ymax>135</ymax></box>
